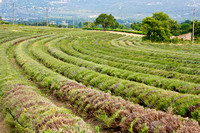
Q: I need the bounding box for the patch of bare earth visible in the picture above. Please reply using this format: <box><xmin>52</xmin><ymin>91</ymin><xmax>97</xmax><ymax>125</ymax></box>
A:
<box><xmin>0</xmin><ymin>113</ymin><xmax>9</xmax><ymax>133</ymax></box>
<box><xmin>98</xmin><ymin>30</ymin><xmax>145</xmax><ymax>37</ymax></box>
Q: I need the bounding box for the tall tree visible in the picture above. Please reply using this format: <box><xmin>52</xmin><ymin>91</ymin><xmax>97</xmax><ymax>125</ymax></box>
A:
<box><xmin>169</xmin><ymin>20</ymin><xmax>180</xmax><ymax>36</ymax></box>
<box><xmin>131</xmin><ymin>22</ymin><xmax>141</xmax><ymax>31</ymax></box>
<box><xmin>0</xmin><ymin>16</ymin><xmax>2</xmax><ymax>25</ymax></box>
<box><xmin>181</xmin><ymin>20</ymin><xmax>192</xmax><ymax>25</ymax></box>
<box><xmin>83</xmin><ymin>22</ymin><xmax>97</xmax><ymax>28</ymax></box>
<box><xmin>181</xmin><ymin>23</ymin><xmax>190</xmax><ymax>30</ymax></box>
<box><xmin>95</xmin><ymin>14</ymin><xmax>116</xmax><ymax>31</ymax></box>
<box><xmin>79</xmin><ymin>22</ymin><xmax>82</xmax><ymax>28</ymax></box>
<box><xmin>152</xmin><ymin>12</ymin><xmax>170</xmax><ymax>21</ymax></box>
<box><xmin>141</xmin><ymin>12</ymin><xmax>172</xmax><ymax>42</ymax></box>
<box><xmin>180</xmin><ymin>23</ymin><xmax>191</xmax><ymax>34</ymax></box>
<box><xmin>189</xmin><ymin>20</ymin><xmax>200</xmax><ymax>38</ymax></box>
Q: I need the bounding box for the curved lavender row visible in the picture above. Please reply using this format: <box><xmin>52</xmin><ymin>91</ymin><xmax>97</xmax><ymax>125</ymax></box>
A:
<box><xmin>53</xmin><ymin>81</ymin><xmax>200</xmax><ymax>132</ymax></box>
<box><xmin>0</xmin><ymin>35</ymin><xmax>91</xmax><ymax>133</ymax></box>
<box><xmin>16</xmin><ymin>33</ymin><xmax>200</xmax><ymax>132</ymax></box>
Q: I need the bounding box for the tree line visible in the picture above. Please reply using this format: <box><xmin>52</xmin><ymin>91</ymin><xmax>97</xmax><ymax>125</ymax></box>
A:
<box><xmin>94</xmin><ymin>13</ymin><xmax>200</xmax><ymax>42</ymax></box>
<box><xmin>1</xmin><ymin>12</ymin><xmax>200</xmax><ymax>42</ymax></box>
<box><xmin>0</xmin><ymin>16</ymin><xmax>9</xmax><ymax>24</ymax></box>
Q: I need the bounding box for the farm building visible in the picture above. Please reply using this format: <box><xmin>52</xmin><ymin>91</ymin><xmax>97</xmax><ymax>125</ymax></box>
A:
<box><xmin>170</xmin><ymin>33</ymin><xmax>192</xmax><ymax>40</ymax></box>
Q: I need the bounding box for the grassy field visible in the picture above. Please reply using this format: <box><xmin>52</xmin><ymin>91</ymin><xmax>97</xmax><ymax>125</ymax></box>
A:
<box><xmin>0</xmin><ymin>25</ymin><xmax>200</xmax><ymax>133</ymax></box>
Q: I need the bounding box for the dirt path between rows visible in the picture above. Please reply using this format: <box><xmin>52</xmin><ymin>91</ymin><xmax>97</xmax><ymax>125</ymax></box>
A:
<box><xmin>48</xmin><ymin>95</ymin><xmax>116</xmax><ymax>133</ymax></box>
<box><xmin>0</xmin><ymin>113</ymin><xmax>9</xmax><ymax>133</ymax></box>
<box><xmin>98</xmin><ymin>30</ymin><xmax>145</xmax><ymax>37</ymax></box>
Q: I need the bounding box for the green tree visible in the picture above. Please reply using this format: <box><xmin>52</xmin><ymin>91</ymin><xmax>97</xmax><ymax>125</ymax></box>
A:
<box><xmin>83</xmin><ymin>22</ymin><xmax>89</xmax><ymax>28</ymax></box>
<box><xmin>68</xmin><ymin>25</ymin><xmax>73</xmax><ymax>28</ymax></box>
<box><xmin>49</xmin><ymin>24</ymin><xmax>56</xmax><ymax>27</ymax></box>
<box><xmin>113</xmin><ymin>22</ymin><xmax>123</xmax><ymax>29</ymax></box>
<box><xmin>180</xmin><ymin>23</ymin><xmax>191</xmax><ymax>34</ymax></box>
<box><xmin>0</xmin><ymin>16</ymin><xmax>3</xmax><ymax>25</ymax></box>
<box><xmin>181</xmin><ymin>20</ymin><xmax>192</xmax><ymax>25</ymax></box>
<box><xmin>79</xmin><ymin>22</ymin><xmax>82</xmax><ymax>28</ymax></box>
<box><xmin>111</xmin><ymin>22</ymin><xmax>117</xmax><ymax>29</ymax></box>
<box><xmin>141</xmin><ymin>12</ymin><xmax>172</xmax><ymax>42</ymax></box>
<box><xmin>181</xmin><ymin>23</ymin><xmax>190</xmax><ymax>30</ymax></box>
<box><xmin>83</xmin><ymin>22</ymin><xmax>97</xmax><ymax>28</ymax></box>
<box><xmin>189</xmin><ymin>20</ymin><xmax>200</xmax><ymax>38</ymax></box>
<box><xmin>194</xmin><ymin>21</ymin><xmax>200</xmax><ymax>38</ymax></box>
<box><xmin>152</xmin><ymin>12</ymin><xmax>170</xmax><ymax>21</ymax></box>
<box><xmin>0</xmin><ymin>16</ymin><xmax>9</xmax><ymax>25</ymax></box>
<box><xmin>58</xmin><ymin>24</ymin><xmax>63</xmax><ymax>28</ymax></box>
<box><xmin>131</xmin><ymin>22</ymin><xmax>141</xmax><ymax>31</ymax></box>
<box><xmin>95</xmin><ymin>14</ymin><xmax>116</xmax><ymax>31</ymax></box>
<box><xmin>169</xmin><ymin>20</ymin><xmax>180</xmax><ymax>36</ymax></box>
<box><xmin>122</xmin><ymin>25</ymin><xmax>127</xmax><ymax>29</ymax></box>
<box><xmin>118</xmin><ymin>24</ymin><xmax>123</xmax><ymax>29</ymax></box>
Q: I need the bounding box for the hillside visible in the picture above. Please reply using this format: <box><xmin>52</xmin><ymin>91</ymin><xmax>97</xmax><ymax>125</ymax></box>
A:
<box><xmin>0</xmin><ymin>25</ymin><xmax>200</xmax><ymax>132</ymax></box>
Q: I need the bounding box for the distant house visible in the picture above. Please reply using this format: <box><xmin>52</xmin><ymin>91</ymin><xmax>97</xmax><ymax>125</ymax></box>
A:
<box><xmin>170</xmin><ymin>33</ymin><xmax>192</xmax><ymax>41</ymax></box>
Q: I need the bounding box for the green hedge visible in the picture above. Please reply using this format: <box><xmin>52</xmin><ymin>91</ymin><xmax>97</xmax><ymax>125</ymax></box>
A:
<box><xmin>82</xmin><ymin>27</ymin><xmax>146</xmax><ymax>35</ymax></box>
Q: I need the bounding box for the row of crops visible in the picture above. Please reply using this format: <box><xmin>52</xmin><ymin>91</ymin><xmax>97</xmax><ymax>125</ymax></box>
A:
<box><xmin>0</xmin><ymin>25</ymin><xmax>200</xmax><ymax>132</ymax></box>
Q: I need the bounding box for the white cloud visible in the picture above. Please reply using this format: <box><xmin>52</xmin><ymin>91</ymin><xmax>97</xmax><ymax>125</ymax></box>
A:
<box><xmin>0</xmin><ymin>0</ymin><xmax>2</xmax><ymax>3</ymax></box>
<box><xmin>88</xmin><ymin>15</ymin><xmax>98</xmax><ymax>18</ymax></box>
<box><xmin>147</xmin><ymin>2</ymin><xmax>163</xmax><ymax>6</ymax></box>
<box><xmin>187</xmin><ymin>0</ymin><xmax>200</xmax><ymax>7</ymax></box>
<box><xmin>187</xmin><ymin>3</ymin><xmax>200</xmax><ymax>7</ymax></box>
<box><xmin>50</xmin><ymin>0</ymin><xmax>69</xmax><ymax>5</ymax></box>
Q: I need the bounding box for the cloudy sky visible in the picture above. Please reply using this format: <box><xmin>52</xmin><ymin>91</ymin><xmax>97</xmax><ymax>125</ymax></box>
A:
<box><xmin>0</xmin><ymin>0</ymin><xmax>200</xmax><ymax>21</ymax></box>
